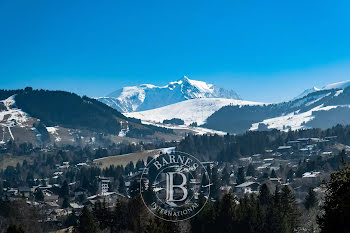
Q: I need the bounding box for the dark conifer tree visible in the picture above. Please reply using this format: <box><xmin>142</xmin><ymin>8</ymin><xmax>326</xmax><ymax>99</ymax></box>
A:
<box><xmin>258</xmin><ymin>183</ymin><xmax>272</xmax><ymax>207</ymax></box>
<box><xmin>75</xmin><ymin>206</ymin><xmax>98</xmax><ymax>233</ymax></box>
<box><xmin>270</xmin><ymin>169</ymin><xmax>277</xmax><ymax>178</ymax></box>
<box><xmin>6</xmin><ymin>225</ymin><xmax>25</xmax><ymax>233</ymax></box>
<box><xmin>304</xmin><ymin>187</ymin><xmax>317</xmax><ymax>210</ymax></box>
<box><xmin>317</xmin><ymin>166</ymin><xmax>350</xmax><ymax>233</ymax></box>
<box><xmin>236</xmin><ymin>167</ymin><xmax>245</xmax><ymax>185</ymax></box>
<box><xmin>246</xmin><ymin>163</ymin><xmax>256</xmax><ymax>177</ymax></box>
<box><xmin>221</xmin><ymin>165</ymin><xmax>230</xmax><ymax>186</ymax></box>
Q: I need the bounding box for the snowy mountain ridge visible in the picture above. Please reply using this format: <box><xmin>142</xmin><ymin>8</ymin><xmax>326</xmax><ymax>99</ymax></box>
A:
<box><xmin>97</xmin><ymin>76</ymin><xmax>240</xmax><ymax>112</ymax></box>
<box><xmin>125</xmin><ymin>98</ymin><xmax>264</xmax><ymax>126</ymax></box>
<box><xmin>293</xmin><ymin>80</ymin><xmax>350</xmax><ymax>101</ymax></box>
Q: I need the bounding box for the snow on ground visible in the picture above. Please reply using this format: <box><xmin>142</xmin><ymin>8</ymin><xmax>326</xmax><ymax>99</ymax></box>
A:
<box><xmin>125</xmin><ymin>98</ymin><xmax>265</xmax><ymax>125</ymax></box>
<box><xmin>291</xmin><ymin>87</ymin><xmax>321</xmax><ymax>101</ymax></box>
<box><xmin>304</xmin><ymin>92</ymin><xmax>331</xmax><ymax>106</ymax></box>
<box><xmin>0</xmin><ymin>95</ymin><xmax>29</xmax><ymax>128</ymax></box>
<box><xmin>140</xmin><ymin>120</ymin><xmax>227</xmax><ymax>135</ymax></box>
<box><xmin>0</xmin><ymin>95</ymin><xmax>30</xmax><ymax>140</ymax></box>
<box><xmin>250</xmin><ymin>105</ymin><xmax>349</xmax><ymax>132</ymax></box>
<box><xmin>161</xmin><ymin>147</ymin><xmax>176</xmax><ymax>154</ymax></box>
<box><xmin>322</xmin><ymin>80</ymin><xmax>350</xmax><ymax>90</ymax></box>
<box><xmin>98</xmin><ymin>76</ymin><xmax>240</xmax><ymax>112</ymax></box>
<box><xmin>184</xmin><ymin>76</ymin><xmax>214</xmax><ymax>96</ymax></box>
<box><xmin>46</xmin><ymin>126</ymin><xmax>61</xmax><ymax>142</ymax></box>
<box><xmin>335</xmin><ymin>90</ymin><xmax>343</xmax><ymax>97</ymax></box>
<box><xmin>118</xmin><ymin>123</ymin><xmax>130</xmax><ymax>137</ymax></box>
<box><xmin>46</xmin><ymin>126</ymin><xmax>58</xmax><ymax>134</ymax></box>
<box><xmin>291</xmin><ymin>80</ymin><xmax>350</xmax><ymax>101</ymax></box>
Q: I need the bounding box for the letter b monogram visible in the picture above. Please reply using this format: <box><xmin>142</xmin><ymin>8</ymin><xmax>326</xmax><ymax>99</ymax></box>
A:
<box><xmin>166</xmin><ymin>172</ymin><xmax>188</xmax><ymax>202</ymax></box>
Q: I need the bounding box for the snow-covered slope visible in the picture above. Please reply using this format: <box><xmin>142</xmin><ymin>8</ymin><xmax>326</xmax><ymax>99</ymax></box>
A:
<box><xmin>250</xmin><ymin>105</ymin><xmax>346</xmax><ymax>132</ymax></box>
<box><xmin>97</xmin><ymin>76</ymin><xmax>240</xmax><ymax>112</ymax></box>
<box><xmin>0</xmin><ymin>95</ymin><xmax>29</xmax><ymax>128</ymax></box>
<box><xmin>292</xmin><ymin>80</ymin><xmax>350</xmax><ymax>101</ymax></box>
<box><xmin>125</xmin><ymin>98</ymin><xmax>264</xmax><ymax>125</ymax></box>
<box><xmin>205</xmin><ymin>82</ymin><xmax>350</xmax><ymax>133</ymax></box>
<box><xmin>322</xmin><ymin>80</ymin><xmax>350</xmax><ymax>90</ymax></box>
<box><xmin>291</xmin><ymin>87</ymin><xmax>321</xmax><ymax>101</ymax></box>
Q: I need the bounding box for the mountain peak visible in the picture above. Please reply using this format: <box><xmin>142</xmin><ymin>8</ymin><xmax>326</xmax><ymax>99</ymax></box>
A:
<box><xmin>98</xmin><ymin>77</ymin><xmax>240</xmax><ymax>112</ymax></box>
<box><xmin>182</xmin><ymin>75</ymin><xmax>190</xmax><ymax>81</ymax></box>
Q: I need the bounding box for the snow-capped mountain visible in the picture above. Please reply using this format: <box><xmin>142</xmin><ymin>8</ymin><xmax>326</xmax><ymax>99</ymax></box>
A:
<box><xmin>322</xmin><ymin>80</ymin><xmax>350</xmax><ymax>90</ymax></box>
<box><xmin>292</xmin><ymin>80</ymin><xmax>350</xmax><ymax>101</ymax></box>
<box><xmin>291</xmin><ymin>87</ymin><xmax>321</xmax><ymax>101</ymax></box>
<box><xmin>125</xmin><ymin>98</ymin><xmax>264</xmax><ymax>126</ymax></box>
<box><xmin>205</xmin><ymin>81</ymin><xmax>350</xmax><ymax>133</ymax></box>
<box><xmin>97</xmin><ymin>76</ymin><xmax>240</xmax><ymax>112</ymax></box>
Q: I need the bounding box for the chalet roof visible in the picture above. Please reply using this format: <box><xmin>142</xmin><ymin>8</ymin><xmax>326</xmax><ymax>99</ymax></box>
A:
<box><xmin>302</xmin><ymin>171</ymin><xmax>320</xmax><ymax>178</ymax></box>
<box><xmin>277</xmin><ymin>146</ymin><xmax>292</xmax><ymax>150</ymax></box>
<box><xmin>236</xmin><ymin>181</ymin><xmax>259</xmax><ymax>188</ymax></box>
<box><xmin>18</xmin><ymin>187</ymin><xmax>33</xmax><ymax>192</ymax></box>
<box><xmin>287</xmin><ymin>141</ymin><xmax>300</xmax><ymax>144</ymax></box>
<box><xmin>297</xmin><ymin>138</ymin><xmax>310</xmax><ymax>142</ymax></box>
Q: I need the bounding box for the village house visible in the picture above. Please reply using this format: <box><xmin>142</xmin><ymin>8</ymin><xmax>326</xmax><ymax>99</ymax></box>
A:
<box><xmin>235</xmin><ymin>181</ymin><xmax>260</xmax><ymax>195</ymax></box>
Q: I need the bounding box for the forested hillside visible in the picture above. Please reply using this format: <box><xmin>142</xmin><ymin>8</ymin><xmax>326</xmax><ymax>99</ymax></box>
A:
<box><xmin>178</xmin><ymin>124</ymin><xmax>350</xmax><ymax>161</ymax></box>
<box><xmin>0</xmin><ymin>88</ymin><xmax>172</xmax><ymax>139</ymax></box>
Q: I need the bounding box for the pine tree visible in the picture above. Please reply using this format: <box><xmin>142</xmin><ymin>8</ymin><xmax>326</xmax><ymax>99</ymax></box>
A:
<box><xmin>304</xmin><ymin>187</ymin><xmax>317</xmax><ymax>210</ymax></box>
<box><xmin>317</xmin><ymin>166</ymin><xmax>350</xmax><ymax>233</ymax></box>
<box><xmin>62</xmin><ymin>196</ymin><xmax>70</xmax><ymax>208</ymax></box>
<box><xmin>236</xmin><ymin>167</ymin><xmax>245</xmax><ymax>185</ymax></box>
<box><xmin>221</xmin><ymin>165</ymin><xmax>230</xmax><ymax>185</ymax></box>
<box><xmin>34</xmin><ymin>188</ymin><xmax>44</xmax><ymax>201</ymax></box>
<box><xmin>270</xmin><ymin>169</ymin><xmax>277</xmax><ymax>178</ymax></box>
<box><xmin>60</xmin><ymin>180</ymin><xmax>69</xmax><ymax>198</ymax></box>
<box><xmin>75</xmin><ymin>206</ymin><xmax>98</xmax><ymax>233</ymax></box>
<box><xmin>246</xmin><ymin>163</ymin><xmax>256</xmax><ymax>177</ymax></box>
<box><xmin>210</xmin><ymin>166</ymin><xmax>220</xmax><ymax>199</ymax></box>
<box><xmin>6</xmin><ymin>225</ymin><xmax>25</xmax><ymax>233</ymax></box>
<box><xmin>216</xmin><ymin>193</ymin><xmax>236</xmax><ymax>232</ymax></box>
<box><xmin>280</xmin><ymin>185</ymin><xmax>299</xmax><ymax>232</ymax></box>
<box><xmin>118</xmin><ymin>175</ymin><xmax>126</xmax><ymax>194</ymax></box>
<box><xmin>258</xmin><ymin>183</ymin><xmax>271</xmax><ymax>207</ymax></box>
<box><xmin>145</xmin><ymin>218</ymin><xmax>161</xmax><ymax>233</ymax></box>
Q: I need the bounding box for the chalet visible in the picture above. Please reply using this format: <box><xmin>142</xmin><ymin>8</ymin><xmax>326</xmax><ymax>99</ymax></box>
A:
<box><xmin>252</xmin><ymin>154</ymin><xmax>262</xmax><ymax>161</ymax></box>
<box><xmin>220</xmin><ymin>185</ymin><xmax>232</xmax><ymax>194</ymax></box>
<box><xmin>235</xmin><ymin>182</ymin><xmax>260</xmax><ymax>195</ymax></box>
<box><xmin>43</xmin><ymin>190</ymin><xmax>59</xmax><ymax>202</ymax></box>
<box><xmin>302</xmin><ymin>171</ymin><xmax>320</xmax><ymax>178</ymax></box>
<box><xmin>18</xmin><ymin>187</ymin><xmax>34</xmax><ymax>198</ymax></box>
<box><xmin>238</xmin><ymin>157</ymin><xmax>252</xmax><ymax>166</ymax></box>
<box><xmin>277</xmin><ymin>146</ymin><xmax>292</xmax><ymax>154</ymax></box>
<box><xmin>297</xmin><ymin>138</ymin><xmax>311</xmax><ymax>146</ymax></box>
<box><xmin>321</xmin><ymin>151</ymin><xmax>332</xmax><ymax>157</ymax></box>
<box><xmin>69</xmin><ymin>202</ymin><xmax>83</xmax><ymax>210</ymax></box>
<box><xmin>287</xmin><ymin>140</ymin><xmax>301</xmax><ymax>149</ymax></box>
<box><xmin>269</xmin><ymin>177</ymin><xmax>282</xmax><ymax>185</ymax></box>
<box><xmin>74</xmin><ymin>187</ymin><xmax>88</xmax><ymax>198</ymax></box>
<box><xmin>325</xmin><ymin>136</ymin><xmax>337</xmax><ymax>142</ymax></box>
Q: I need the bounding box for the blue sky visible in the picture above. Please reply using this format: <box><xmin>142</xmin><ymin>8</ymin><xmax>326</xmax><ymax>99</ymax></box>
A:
<box><xmin>0</xmin><ymin>0</ymin><xmax>349</xmax><ymax>102</ymax></box>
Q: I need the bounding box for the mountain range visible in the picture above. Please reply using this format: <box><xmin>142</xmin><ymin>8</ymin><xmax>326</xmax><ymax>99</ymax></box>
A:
<box><xmin>2</xmin><ymin>78</ymin><xmax>350</xmax><ymax>147</ymax></box>
<box><xmin>109</xmin><ymin>79</ymin><xmax>350</xmax><ymax>134</ymax></box>
<box><xmin>97</xmin><ymin>76</ymin><xmax>240</xmax><ymax>112</ymax></box>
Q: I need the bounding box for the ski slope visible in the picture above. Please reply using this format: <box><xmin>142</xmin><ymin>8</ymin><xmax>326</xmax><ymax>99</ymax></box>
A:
<box><xmin>125</xmin><ymin>98</ymin><xmax>265</xmax><ymax>125</ymax></box>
